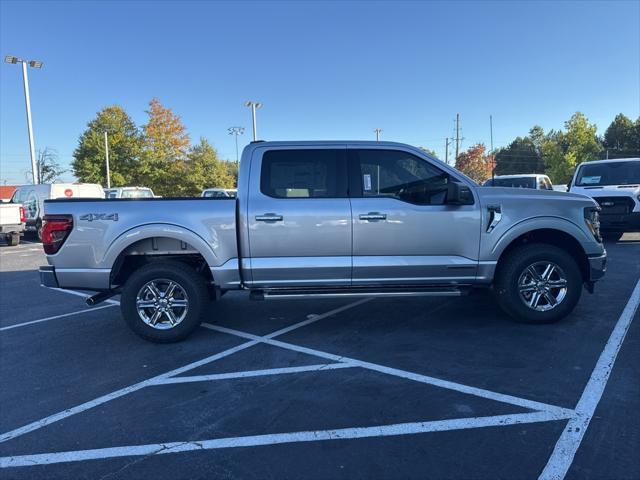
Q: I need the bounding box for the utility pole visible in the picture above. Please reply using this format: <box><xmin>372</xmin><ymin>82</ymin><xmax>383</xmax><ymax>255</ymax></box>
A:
<box><xmin>244</xmin><ymin>101</ymin><xmax>262</xmax><ymax>141</ymax></box>
<box><xmin>104</xmin><ymin>131</ymin><xmax>111</xmax><ymax>189</ymax></box>
<box><xmin>4</xmin><ymin>56</ymin><xmax>43</xmax><ymax>184</ymax></box>
<box><xmin>455</xmin><ymin>113</ymin><xmax>460</xmax><ymax>162</ymax></box>
<box><xmin>445</xmin><ymin>137</ymin><xmax>452</xmax><ymax>165</ymax></box>
<box><xmin>374</xmin><ymin>128</ymin><xmax>382</xmax><ymax>141</ymax></box>
<box><xmin>228</xmin><ymin>127</ymin><xmax>245</xmax><ymax>165</ymax></box>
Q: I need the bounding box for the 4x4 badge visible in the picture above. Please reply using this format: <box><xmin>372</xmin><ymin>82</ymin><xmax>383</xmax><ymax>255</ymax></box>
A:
<box><xmin>79</xmin><ymin>213</ymin><xmax>119</xmax><ymax>222</ymax></box>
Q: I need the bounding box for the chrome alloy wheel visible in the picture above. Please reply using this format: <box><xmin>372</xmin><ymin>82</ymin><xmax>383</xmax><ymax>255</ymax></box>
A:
<box><xmin>517</xmin><ymin>261</ymin><xmax>568</xmax><ymax>312</ymax></box>
<box><xmin>136</xmin><ymin>279</ymin><xmax>189</xmax><ymax>330</ymax></box>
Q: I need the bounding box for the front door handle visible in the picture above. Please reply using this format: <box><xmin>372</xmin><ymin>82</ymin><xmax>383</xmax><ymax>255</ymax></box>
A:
<box><xmin>359</xmin><ymin>212</ymin><xmax>387</xmax><ymax>221</ymax></box>
<box><xmin>255</xmin><ymin>213</ymin><xmax>283</xmax><ymax>222</ymax></box>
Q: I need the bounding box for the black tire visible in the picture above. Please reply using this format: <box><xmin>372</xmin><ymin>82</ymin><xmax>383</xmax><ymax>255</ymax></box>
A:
<box><xmin>35</xmin><ymin>218</ymin><xmax>43</xmax><ymax>242</ymax></box>
<box><xmin>602</xmin><ymin>231</ymin><xmax>623</xmax><ymax>242</ymax></box>
<box><xmin>120</xmin><ymin>261</ymin><xmax>209</xmax><ymax>343</ymax></box>
<box><xmin>494</xmin><ymin>243</ymin><xmax>583</xmax><ymax>324</ymax></box>
<box><xmin>8</xmin><ymin>234</ymin><xmax>20</xmax><ymax>246</ymax></box>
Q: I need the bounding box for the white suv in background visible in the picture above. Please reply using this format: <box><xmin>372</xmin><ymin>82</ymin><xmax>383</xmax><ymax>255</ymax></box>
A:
<box><xmin>483</xmin><ymin>174</ymin><xmax>554</xmax><ymax>190</ymax></box>
<box><xmin>569</xmin><ymin>158</ymin><xmax>640</xmax><ymax>241</ymax></box>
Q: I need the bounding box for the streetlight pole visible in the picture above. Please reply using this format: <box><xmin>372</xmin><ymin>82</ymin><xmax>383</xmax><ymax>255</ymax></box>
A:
<box><xmin>5</xmin><ymin>56</ymin><xmax>43</xmax><ymax>184</ymax></box>
<box><xmin>244</xmin><ymin>101</ymin><xmax>262</xmax><ymax>141</ymax></box>
<box><xmin>228</xmin><ymin>127</ymin><xmax>245</xmax><ymax>166</ymax></box>
<box><xmin>374</xmin><ymin>128</ymin><xmax>382</xmax><ymax>141</ymax></box>
<box><xmin>104</xmin><ymin>131</ymin><xmax>111</xmax><ymax>189</ymax></box>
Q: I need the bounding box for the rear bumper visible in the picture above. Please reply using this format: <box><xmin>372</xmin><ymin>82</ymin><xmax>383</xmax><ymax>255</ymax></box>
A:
<box><xmin>0</xmin><ymin>223</ymin><xmax>24</xmax><ymax>234</ymax></box>
<box><xmin>587</xmin><ymin>252</ymin><xmax>607</xmax><ymax>282</ymax></box>
<box><xmin>39</xmin><ymin>266</ymin><xmax>59</xmax><ymax>288</ymax></box>
<box><xmin>599</xmin><ymin>212</ymin><xmax>640</xmax><ymax>232</ymax></box>
<box><xmin>39</xmin><ymin>266</ymin><xmax>110</xmax><ymax>290</ymax></box>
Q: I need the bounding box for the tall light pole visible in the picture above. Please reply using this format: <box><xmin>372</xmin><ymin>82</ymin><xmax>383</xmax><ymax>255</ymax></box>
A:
<box><xmin>228</xmin><ymin>127</ymin><xmax>245</xmax><ymax>165</ymax></box>
<box><xmin>244</xmin><ymin>101</ymin><xmax>262</xmax><ymax>141</ymax></box>
<box><xmin>104</xmin><ymin>131</ymin><xmax>111</xmax><ymax>189</ymax></box>
<box><xmin>374</xmin><ymin>128</ymin><xmax>382</xmax><ymax>141</ymax></box>
<box><xmin>4</xmin><ymin>55</ymin><xmax>43</xmax><ymax>184</ymax></box>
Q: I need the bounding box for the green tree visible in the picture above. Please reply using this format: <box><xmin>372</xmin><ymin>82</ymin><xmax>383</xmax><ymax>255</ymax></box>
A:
<box><xmin>419</xmin><ymin>147</ymin><xmax>438</xmax><ymax>158</ymax></box>
<box><xmin>494</xmin><ymin>135</ymin><xmax>544</xmax><ymax>175</ymax></box>
<box><xmin>542</xmin><ymin>112</ymin><xmax>602</xmax><ymax>184</ymax></box>
<box><xmin>137</xmin><ymin>98</ymin><xmax>191</xmax><ymax>196</ymax></box>
<box><xmin>603</xmin><ymin>113</ymin><xmax>639</xmax><ymax>158</ymax></box>
<box><xmin>72</xmin><ymin>106</ymin><xmax>141</xmax><ymax>185</ymax></box>
<box><xmin>180</xmin><ymin>138</ymin><xmax>235</xmax><ymax>196</ymax></box>
<box><xmin>455</xmin><ymin>143</ymin><xmax>493</xmax><ymax>183</ymax></box>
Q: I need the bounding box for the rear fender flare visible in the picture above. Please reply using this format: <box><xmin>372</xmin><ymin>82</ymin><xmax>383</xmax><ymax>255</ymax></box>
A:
<box><xmin>102</xmin><ymin>223</ymin><xmax>219</xmax><ymax>270</ymax></box>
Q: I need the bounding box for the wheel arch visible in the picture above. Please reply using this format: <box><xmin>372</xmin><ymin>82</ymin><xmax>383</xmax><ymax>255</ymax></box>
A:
<box><xmin>495</xmin><ymin>228</ymin><xmax>591</xmax><ymax>281</ymax></box>
<box><xmin>104</xmin><ymin>224</ymin><xmax>219</xmax><ymax>288</ymax></box>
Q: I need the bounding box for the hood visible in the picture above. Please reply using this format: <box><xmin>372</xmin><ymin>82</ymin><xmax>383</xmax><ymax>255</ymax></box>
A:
<box><xmin>476</xmin><ymin>186</ymin><xmax>597</xmax><ymax>206</ymax></box>
<box><xmin>569</xmin><ymin>184</ymin><xmax>640</xmax><ymax>197</ymax></box>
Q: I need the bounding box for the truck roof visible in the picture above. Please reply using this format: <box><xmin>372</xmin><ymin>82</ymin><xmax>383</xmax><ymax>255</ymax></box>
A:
<box><xmin>247</xmin><ymin>140</ymin><xmax>416</xmax><ymax>148</ymax></box>
<box><xmin>577</xmin><ymin>158</ymin><xmax>640</xmax><ymax>166</ymax></box>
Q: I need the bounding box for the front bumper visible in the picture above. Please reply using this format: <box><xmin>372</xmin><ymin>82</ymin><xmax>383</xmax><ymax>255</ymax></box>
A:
<box><xmin>599</xmin><ymin>212</ymin><xmax>640</xmax><ymax>232</ymax></box>
<box><xmin>39</xmin><ymin>266</ymin><xmax>59</xmax><ymax>288</ymax></box>
<box><xmin>587</xmin><ymin>252</ymin><xmax>607</xmax><ymax>282</ymax></box>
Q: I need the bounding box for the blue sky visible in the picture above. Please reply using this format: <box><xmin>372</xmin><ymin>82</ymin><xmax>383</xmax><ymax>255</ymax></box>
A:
<box><xmin>1</xmin><ymin>0</ymin><xmax>638</xmax><ymax>184</ymax></box>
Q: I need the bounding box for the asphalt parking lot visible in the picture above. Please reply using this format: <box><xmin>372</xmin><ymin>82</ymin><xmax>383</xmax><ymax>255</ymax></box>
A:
<box><xmin>0</xmin><ymin>235</ymin><xmax>639</xmax><ymax>480</ymax></box>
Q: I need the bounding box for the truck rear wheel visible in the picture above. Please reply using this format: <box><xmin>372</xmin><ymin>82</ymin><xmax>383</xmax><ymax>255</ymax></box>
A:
<box><xmin>494</xmin><ymin>244</ymin><xmax>582</xmax><ymax>324</ymax></box>
<box><xmin>121</xmin><ymin>261</ymin><xmax>209</xmax><ymax>343</ymax></box>
<box><xmin>8</xmin><ymin>233</ymin><xmax>20</xmax><ymax>246</ymax></box>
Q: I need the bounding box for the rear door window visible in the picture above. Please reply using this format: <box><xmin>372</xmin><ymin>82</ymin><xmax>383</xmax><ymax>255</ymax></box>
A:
<box><xmin>260</xmin><ymin>149</ymin><xmax>347</xmax><ymax>198</ymax></box>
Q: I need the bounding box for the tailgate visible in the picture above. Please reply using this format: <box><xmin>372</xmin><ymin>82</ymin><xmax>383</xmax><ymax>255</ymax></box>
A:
<box><xmin>0</xmin><ymin>204</ymin><xmax>21</xmax><ymax>225</ymax></box>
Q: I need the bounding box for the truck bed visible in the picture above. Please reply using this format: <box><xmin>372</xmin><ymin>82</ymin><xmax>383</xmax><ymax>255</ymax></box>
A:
<box><xmin>43</xmin><ymin>197</ymin><xmax>238</xmax><ymax>290</ymax></box>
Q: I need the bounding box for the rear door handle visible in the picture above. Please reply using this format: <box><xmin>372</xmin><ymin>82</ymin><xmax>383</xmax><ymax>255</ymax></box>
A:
<box><xmin>359</xmin><ymin>212</ymin><xmax>387</xmax><ymax>221</ymax></box>
<box><xmin>255</xmin><ymin>214</ymin><xmax>283</xmax><ymax>222</ymax></box>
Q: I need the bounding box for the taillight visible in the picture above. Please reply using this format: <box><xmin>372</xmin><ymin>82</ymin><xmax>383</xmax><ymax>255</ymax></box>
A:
<box><xmin>19</xmin><ymin>206</ymin><xmax>26</xmax><ymax>223</ymax></box>
<box><xmin>42</xmin><ymin>215</ymin><xmax>73</xmax><ymax>255</ymax></box>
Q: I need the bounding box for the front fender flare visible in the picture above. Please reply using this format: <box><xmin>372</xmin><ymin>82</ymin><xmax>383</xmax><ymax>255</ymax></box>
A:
<box><xmin>489</xmin><ymin>216</ymin><xmax>593</xmax><ymax>260</ymax></box>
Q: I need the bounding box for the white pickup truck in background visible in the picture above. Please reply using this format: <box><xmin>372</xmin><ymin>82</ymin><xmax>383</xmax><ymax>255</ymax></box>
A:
<box><xmin>0</xmin><ymin>202</ymin><xmax>25</xmax><ymax>246</ymax></box>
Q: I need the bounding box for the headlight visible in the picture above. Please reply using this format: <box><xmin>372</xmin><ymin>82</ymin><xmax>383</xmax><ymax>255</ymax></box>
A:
<box><xmin>584</xmin><ymin>206</ymin><xmax>602</xmax><ymax>243</ymax></box>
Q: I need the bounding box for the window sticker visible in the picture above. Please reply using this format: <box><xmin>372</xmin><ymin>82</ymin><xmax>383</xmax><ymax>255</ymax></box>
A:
<box><xmin>363</xmin><ymin>174</ymin><xmax>372</xmax><ymax>191</ymax></box>
<box><xmin>581</xmin><ymin>176</ymin><xmax>601</xmax><ymax>184</ymax></box>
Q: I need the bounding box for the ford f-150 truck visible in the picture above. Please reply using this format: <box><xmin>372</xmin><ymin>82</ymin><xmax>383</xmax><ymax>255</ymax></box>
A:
<box><xmin>39</xmin><ymin>141</ymin><xmax>607</xmax><ymax>342</ymax></box>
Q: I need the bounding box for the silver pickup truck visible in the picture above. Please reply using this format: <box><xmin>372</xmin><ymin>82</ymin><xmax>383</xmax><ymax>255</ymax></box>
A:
<box><xmin>39</xmin><ymin>141</ymin><xmax>607</xmax><ymax>342</ymax></box>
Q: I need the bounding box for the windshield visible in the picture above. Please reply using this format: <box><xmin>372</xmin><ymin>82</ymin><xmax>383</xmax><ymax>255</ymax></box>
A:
<box><xmin>484</xmin><ymin>177</ymin><xmax>536</xmax><ymax>189</ymax></box>
<box><xmin>575</xmin><ymin>161</ymin><xmax>640</xmax><ymax>186</ymax></box>
<box><xmin>121</xmin><ymin>189</ymin><xmax>153</xmax><ymax>198</ymax></box>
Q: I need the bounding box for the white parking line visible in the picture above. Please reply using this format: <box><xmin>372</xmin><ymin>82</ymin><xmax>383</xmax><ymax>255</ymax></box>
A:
<box><xmin>0</xmin><ymin>410</ymin><xmax>571</xmax><ymax>468</ymax></box>
<box><xmin>203</xmin><ymin>323</ymin><xmax>575</xmax><ymax>419</ymax></box>
<box><xmin>0</xmin><ymin>248</ymin><xmax>42</xmax><ymax>255</ymax></box>
<box><xmin>539</xmin><ymin>278</ymin><xmax>640</xmax><ymax>480</ymax></box>
<box><xmin>0</xmin><ymin>304</ymin><xmax>117</xmax><ymax>332</ymax></box>
<box><xmin>154</xmin><ymin>362</ymin><xmax>356</xmax><ymax>385</ymax></box>
<box><xmin>0</xmin><ymin>298</ymin><xmax>368</xmax><ymax>444</ymax></box>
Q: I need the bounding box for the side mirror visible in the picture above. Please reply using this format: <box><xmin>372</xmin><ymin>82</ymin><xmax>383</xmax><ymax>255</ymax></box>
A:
<box><xmin>566</xmin><ymin>182</ymin><xmax>571</xmax><ymax>192</ymax></box>
<box><xmin>446</xmin><ymin>182</ymin><xmax>474</xmax><ymax>205</ymax></box>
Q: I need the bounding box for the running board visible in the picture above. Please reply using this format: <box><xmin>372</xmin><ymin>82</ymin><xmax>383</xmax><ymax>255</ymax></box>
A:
<box><xmin>250</xmin><ymin>286</ymin><xmax>470</xmax><ymax>301</ymax></box>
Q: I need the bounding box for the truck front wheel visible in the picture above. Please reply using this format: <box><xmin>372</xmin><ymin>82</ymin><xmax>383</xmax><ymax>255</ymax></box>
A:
<box><xmin>494</xmin><ymin>244</ymin><xmax>583</xmax><ymax>324</ymax></box>
<box><xmin>121</xmin><ymin>261</ymin><xmax>209</xmax><ymax>342</ymax></box>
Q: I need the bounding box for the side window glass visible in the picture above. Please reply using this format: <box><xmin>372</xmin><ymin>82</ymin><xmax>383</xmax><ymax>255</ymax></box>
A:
<box><xmin>261</xmin><ymin>149</ymin><xmax>346</xmax><ymax>198</ymax></box>
<box><xmin>26</xmin><ymin>191</ymin><xmax>38</xmax><ymax>218</ymax></box>
<box><xmin>355</xmin><ymin>149</ymin><xmax>450</xmax><ymax>205</ymax></box>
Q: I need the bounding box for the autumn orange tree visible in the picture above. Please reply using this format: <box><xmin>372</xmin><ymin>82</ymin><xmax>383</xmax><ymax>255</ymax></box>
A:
<box><xmin>455</xmin><ymin>143</ymin><xmax>494</xmax><ymax>183</ymax></box>
<box><xmin>136</xmin><ymin>98</ymin><xmax>191</xmax><ymax>196</ymax></box>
